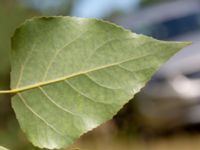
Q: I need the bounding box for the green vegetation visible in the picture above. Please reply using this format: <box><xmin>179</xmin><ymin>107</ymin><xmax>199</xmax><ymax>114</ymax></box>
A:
<box><xmin>0</xmin><ymin>16</ymin><xmax>189</xmax><ymax>149</ymax></box>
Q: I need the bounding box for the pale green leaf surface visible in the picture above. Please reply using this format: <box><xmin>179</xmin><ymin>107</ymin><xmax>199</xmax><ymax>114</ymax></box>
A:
<box><xmin>10</xmin><ymin>17</ymin><xmax>189</xmax><ymax>149</ymax></box>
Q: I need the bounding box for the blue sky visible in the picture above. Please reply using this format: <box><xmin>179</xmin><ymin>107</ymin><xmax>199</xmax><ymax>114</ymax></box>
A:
<box><xmin>19</xmin><ymin>0</ymin><xmax>140</xmax><ymax>17</ymax></box>
<box><xmin>72</xmin><ymin>0</ymin><xmax>140</xmax><ymax>18</ymax></box>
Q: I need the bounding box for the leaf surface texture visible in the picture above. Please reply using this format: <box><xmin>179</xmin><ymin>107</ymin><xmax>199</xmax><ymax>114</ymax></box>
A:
<box><xmin>10</xmin><ymin>17</ymin><xmax>189</xmax><ymax>149</ymax></box>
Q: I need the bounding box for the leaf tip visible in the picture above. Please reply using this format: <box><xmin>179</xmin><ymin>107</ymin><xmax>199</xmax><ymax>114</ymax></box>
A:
<box><xmin>175</xmin><ymin>41</ymin><xmax>192</xmax><ymax>48</ymax></box>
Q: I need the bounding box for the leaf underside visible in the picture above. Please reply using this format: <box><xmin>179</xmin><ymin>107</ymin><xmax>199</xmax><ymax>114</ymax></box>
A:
<box><xmin>10</xmin><ymin>16</ymin><xmax>189</xmax><ymax>149</ymax></box>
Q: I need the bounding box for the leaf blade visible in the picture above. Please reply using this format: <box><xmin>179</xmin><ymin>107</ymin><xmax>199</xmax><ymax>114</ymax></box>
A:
<box><xmin>10</xmin><ymin>16</ymin><xmax>190</xmax><ymax>149</ymax></box>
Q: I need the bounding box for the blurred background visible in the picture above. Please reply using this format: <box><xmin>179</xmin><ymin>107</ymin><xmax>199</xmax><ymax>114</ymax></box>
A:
<box><xmin>1</xmin><ymin>0</ymin><xmax>200</xmax><ymax>149</ymax></box>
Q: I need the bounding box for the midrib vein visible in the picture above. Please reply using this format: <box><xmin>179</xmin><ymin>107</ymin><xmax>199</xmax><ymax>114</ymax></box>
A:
<box><xmin>0</xmin><ymin>51</ymin><xmax>155</xmax><ymax>94</ymax></box>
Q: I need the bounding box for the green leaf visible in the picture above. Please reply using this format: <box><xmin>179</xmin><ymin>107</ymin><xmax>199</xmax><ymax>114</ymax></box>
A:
<box><xmin>0</xmin><ymin>146</ymin><xmax>9</xmax><ymax>150</ymax></box>
<box><xmin>9</xmin><ymin>16</ymin><xmax>190</xmax><ymax>149</ymax></box>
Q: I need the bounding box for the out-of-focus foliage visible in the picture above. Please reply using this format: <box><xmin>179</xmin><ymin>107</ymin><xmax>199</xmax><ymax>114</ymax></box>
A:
<box><xmin>0</xmin><ymin>0</ymin><xmax>36</xmax><ymax>88</ymax></box>
<box><xmin>140</xmin><ymin>0</ymin><xmax>166</xmax><ymax>6</ymax></box>
<box><xmin>0</xmin><ymin>146</ymin><xmax>8</xmax><ymax>150</ymax></box>
<box><xmin>18</xmin><ymin>0</ymin><xmax>74</xmax><ymax>15</ymax></box>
